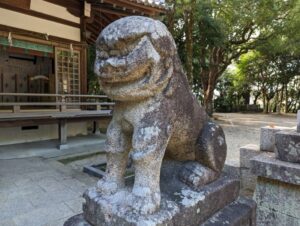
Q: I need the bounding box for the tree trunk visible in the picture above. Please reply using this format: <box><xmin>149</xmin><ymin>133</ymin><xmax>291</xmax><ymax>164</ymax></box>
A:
<box><xmin>204</xmin><ymin>89</ymin><xmax>214</xmax><ymax>116</ymax></box>
<box><xmin>279</xmin><ymin>83</ymin><xmax>284</xmax><ymax>113</ymax></box>
<box><xmin>184</xmin><ymin>1</ymin><xmax>195</xmax><ymax>84</ymax></box>
<box><xmin>262</xmin><ymin>91</ymin><xmax>267</xmax><ymax>113</ymax></box>
<box><xmin>165</xmin><ymin>0</ymin><xmax>177</xmax><ymax>36</ymax></box>
<box><xmin>285</xmin><ymin>84</ymin><xmax>288</xmax><ymax>113</ymax></box>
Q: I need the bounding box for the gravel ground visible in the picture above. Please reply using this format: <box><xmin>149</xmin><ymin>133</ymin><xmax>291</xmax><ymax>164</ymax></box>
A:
<box><xmin>213</xmin><ymin>112</ymin><xmax>297</xmax><ymax>166</ymax></box>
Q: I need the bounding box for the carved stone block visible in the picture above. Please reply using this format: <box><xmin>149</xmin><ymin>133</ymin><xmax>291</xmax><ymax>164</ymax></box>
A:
<box><xmin>275</xmin><ymin>130</ymin><xmax>300</xmax><ymax>163</ymax></box>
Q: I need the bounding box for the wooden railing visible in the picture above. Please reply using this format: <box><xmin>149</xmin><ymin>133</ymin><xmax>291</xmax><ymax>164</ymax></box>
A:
<box><xmin>0</xmin><ymin>92</ymin><xmax>115</xmax><ymax>113</ymax></box>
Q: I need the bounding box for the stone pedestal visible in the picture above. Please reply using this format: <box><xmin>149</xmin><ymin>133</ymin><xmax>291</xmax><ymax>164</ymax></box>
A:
<box><xmin>65</xmin><ymin>160</ymin><xmax>256</xmax><ymax>226</ymax></box>
<box><xmin>250</xmin><ymin>152</ymin><xmax>300</xmax><ymax>225</ymax></box>
<box><xmin>260</xmin><ymin>126</ymin><xmax>291</xmax><ymax>152</ymax></box>
<box><xmin>275</xmin><ymin>130</ymin><xmax>300</xmax><ymax>163</ymax></box>
<box><xmin>239</xmin><ymin>144</ymin><xmax>260</xmax><ymax>196</ymax></box>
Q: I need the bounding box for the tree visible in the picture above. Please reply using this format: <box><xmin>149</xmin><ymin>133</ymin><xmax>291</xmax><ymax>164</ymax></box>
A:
<box><xmin>166</xmin><ymin>0</ymin><xmax>298</xmax><ymax>115</ymax></box>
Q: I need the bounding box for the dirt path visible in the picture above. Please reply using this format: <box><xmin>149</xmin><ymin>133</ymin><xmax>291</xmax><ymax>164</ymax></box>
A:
<box><xmin>213</xmin><ymin>113</ymin><xmax>297</xmax><ymax>165</ymax></box>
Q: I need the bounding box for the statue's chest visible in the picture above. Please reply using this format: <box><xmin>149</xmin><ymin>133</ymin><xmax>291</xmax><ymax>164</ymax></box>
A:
<box><xmin>114</xmin><ymin>100</ymin><xmax>160</xmax><ymax>125</ymax></box>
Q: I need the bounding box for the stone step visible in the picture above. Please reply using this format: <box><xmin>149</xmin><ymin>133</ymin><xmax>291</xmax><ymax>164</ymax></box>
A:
<box><xmin>203</xmin><ymin>197</ymin><xmax>256</xmax><ymax>226</ymax></box>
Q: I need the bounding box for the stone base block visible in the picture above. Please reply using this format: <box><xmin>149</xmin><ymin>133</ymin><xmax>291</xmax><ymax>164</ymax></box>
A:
<box><xmin>203</xmin><ymin>197</ymin><xmax>256</xmax><ymax>226</ymax></box>
<box><xmin>254</xmin><ymin>177</ymin><xmax>300</xmax><ymax>226</ymax></box>
<box><xmin>251</xmin><ymin>152</ymin><xmax>300</xmax><ymax>185</ymax></box>
<box><xmin>65</xmin><ymin>196</ymin><xmax>256</xmax><ymax>226</ymax></box>
<box><xmin>66</xmin><ymin>160</ymin><xmax>242</xmax><ymax>226</ymax></box>
<box><xmin>239</xmin><ymin>144</ymin><xmax>260</xmax><ymax>196</ymax></box>
<box><xmin>275</xmin><ymin>130</ymin><xmax>300</xmax><ymax>163</ymax></box>
<box><xmin>260</xmin><ymin>126</ymin><xmax>291</xmax><ymax>152</ymax></box>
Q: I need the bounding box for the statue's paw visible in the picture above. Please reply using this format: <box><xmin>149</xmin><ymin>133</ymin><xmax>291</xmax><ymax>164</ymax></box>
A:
<box><xmin>178</xmin><ymin>161</ymin><xmax>218</xmax><ymax>188</ymax></box>
<box><xmin>129</xmin><ymin>186</ymin><xmax>160</xmax><ymax>215</ymax></box>
<box><xmin>96</xmin><ymin>178</ymin><xmax>123</xmax><ymax>195</ymax></box>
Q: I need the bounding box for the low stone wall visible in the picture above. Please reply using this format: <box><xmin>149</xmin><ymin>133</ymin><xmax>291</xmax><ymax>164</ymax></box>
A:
<box><xmin>251</xmin><ymin>152</ymin><xmax>300</xmax><ymax>225</ymax></box>
<box><xmin>239</xmin><ymin>144</ymin><xmax>260</xmax><ymax>196</ymax></box>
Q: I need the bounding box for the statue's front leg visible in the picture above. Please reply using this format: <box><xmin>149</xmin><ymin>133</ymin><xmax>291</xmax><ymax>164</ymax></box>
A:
<box><xmin>129</xmin><ymin>124</ymin><xmax>171</xmax><ymax>215</ymax></box>
<box><xmin>97</xmin><ymin>120</ymin><xmax>131</xmax><ymax>195</ymax></box>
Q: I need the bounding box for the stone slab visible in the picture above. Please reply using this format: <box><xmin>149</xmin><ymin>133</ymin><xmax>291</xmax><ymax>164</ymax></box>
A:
<box><xmin>250</xmin><ymin>152</ymin><xmax>300</xmax><ymax>185</ymax></box>
<box><xmin>203</xmin><ymin>197</ymin><xmax>256</xmax><ymax>226</ymax></box>
<box><xmin>240</xmin><ymin>168</ymin><xmax>257</xmax><ymax>197</ymax></box>
<box><xmin>240</xmin><ymin>144</ymin><xmax>260</xmax><ymax>169</ymax></box>
<box><xmin>260</xmin><ymin>126</ymin><xmax>292</xmax><ymax>152</ymax></box>
<box><xmin>254</xmin><ymin>177</ymin><xmax>300</xmax><ymax>226</ymax></box>
<box><xmin>239</xmin><ymin>144</ymin><xmax>260</xmax><ymax>196</ymax></box>
<box><xmin>65</xmin><ymin>196</ymin><xmax>256</xmax><ymax>226</ymax></box>
<box><xmin>70</xmin><ymin>161</ymin><xmax>240</xmax><ymax>226</ymax></box>
<box><xmin>275</xmin><ymin>130</ymin><xmax>300</xmax><ymax>163</ymax></box>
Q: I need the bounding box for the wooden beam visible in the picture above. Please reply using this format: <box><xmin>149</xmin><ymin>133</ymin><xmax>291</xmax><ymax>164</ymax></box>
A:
<box><xmin>0</xmin><ymin>72</ymin><xmax>3</xmax><ymax>103</ymax></box>
<box><xmin>93</xmin><ymin>6</ymin><xmax>137</xmax><ymax>17</ymax></box>
<box><xmin>0</xmin><ymin>25</ymin><xmax>85</xmax><ymax>47</ymax></box>
<box><xmin>86</xmin><ymin>24</ymin><xmax>101</xmax><ymax>38</ymax></box>
<box><xmin>117</xmin><ymin>0</ymin><xmax>165</xmax><ymax>14</ymax></box>
<box><xmin>101</xmin><ymin>0</ymin><xmax>156</xmax><ymax>15</ymax></box>
<box><xmin>0</xmin><ymin>0</ymin><xmax>31</xmax><ymax>10</ymax></box>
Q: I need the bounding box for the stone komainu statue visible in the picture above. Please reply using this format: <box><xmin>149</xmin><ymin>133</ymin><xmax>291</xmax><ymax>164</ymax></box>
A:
<box><xmin>94</xmin><ymin>16</ymin><xmax>227</xmax><ymax>215</ymax></box>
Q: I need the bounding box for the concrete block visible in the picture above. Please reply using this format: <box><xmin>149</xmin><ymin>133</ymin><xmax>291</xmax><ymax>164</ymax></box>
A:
<box><xmin>78</xmin><ymin>161</ymin><xmax>240</xmax><ymax>226</ymax></box>
<box><xmin>83</xmin><ymin>178</ymin><xmax>239</xmax><ymax>226</ymax></box>
<box><xmin>257</xmin><ymin>207</ymin><xmax>300</xmax><ymax>226</ymax></box>
<box><xmin>240</xmin><ymin>144</ymin><xmax>260</xmax><ymax>169</ymax></box>
<box><xmin>239</xmin><ymin>144</ymin><xmax>260</xmax><ymax>197</ymax></box>
<box><xmin>260</xmin><ymin>126</ymin><xmax>291</xmax><ymax>152</ymax></box>
<box><xmin>250</xmin><ymin>152</ymin><xmax>300</xmax><ymax>185</ymax></box>
<box><xmin>203</xmin><ymin>197</ymin><xmax>256</xmax><ymax>226</ymax></box>
<box><xmin>254</xmin><ymin>177</ymin><xmax>300</xmax><ymax>226</ymax></box>
<box><xmin>275</xmin><ymin>130</ymin><xmax>300</xmax><ymax>163</ymax></box>
<box><xmin>65</xmin><ymin>197</ymin><xmax>257</xmax><ymax>226</ymax></box>
<box><xmin>240</xmin><ymin>168</ymin><xmax>257</xmax><ymax>195</ymax></box>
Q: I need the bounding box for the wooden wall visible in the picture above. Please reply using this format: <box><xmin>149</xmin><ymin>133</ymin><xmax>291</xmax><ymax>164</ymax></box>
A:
<box><xmin>0</xmin><ymin>51</ymin><xmax>53</xmax><ymax>102</ymax></box>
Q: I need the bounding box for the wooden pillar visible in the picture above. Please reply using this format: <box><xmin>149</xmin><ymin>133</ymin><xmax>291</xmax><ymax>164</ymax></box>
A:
<box><xmin>0</xmin><ymin>71</ymin><xmax>3</xmax><ymax>102</ymax></box>
<box><xmin>14</xmin><ymin>74</ymin><xmax>18</xmax><ymax>102</ymax></box>
<box><xmin>94</xmin><ymin>120</ymin><xmax>101</xmax><ymax>135</ymax></box>
<box><xmin>13</xmin><ymin>105</ymin><xmax>20</xmax><ymax>113</ymax></box>
<box><xmin>58</xmin><ymin>119</ymin><xmax>68</xmax><ymax>150</ymax></box>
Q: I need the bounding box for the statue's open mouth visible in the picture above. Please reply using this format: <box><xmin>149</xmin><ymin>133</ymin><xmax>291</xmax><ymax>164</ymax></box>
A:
<box><xmin>99</xmin><ymin>61</ymin><xmax>151</xmax><ymax>85</ymax></box>
<box><xmin>96</xmin><ymin>36</ymin><xmax>160</xmax><ymax>86</ymax></box>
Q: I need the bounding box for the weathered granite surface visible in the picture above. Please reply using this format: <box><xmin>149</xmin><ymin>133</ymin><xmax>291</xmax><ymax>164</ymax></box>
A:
<box><xmin>260</xmin><ymin>126</ymin><xmax>291</xmax><ymax>152</ymax></box>
<box><xmin>240</xmin><ymin>144</ymin><xmax>260</xmax><ymax>196</ymax></box>
<box><xmin>203</xmin><ymin>197</ymin><xmax>256</xmax><ymax>226</ymax></box>
<box><xmin>254</xmin><ymin>177</ymin><xmax>300</xmax><ymax>226</ymax></box>
<box><xmin>82</xmin><ymin>161</ymin><xmax>239</xmax><ymax>226</ymax></box>
<box><xmin>250</xmin><ymin>152</ymin><xmax>300</xmax><ymax>185</ymax></box>
<box><xmin>65</xmin><ymin>196</ymin><xmax>256</xmax><ymax>226</ymax></box>
<box><xmin>275</xmin><ymin>130</ymin><xmax>300</xmax><ymax>163</ymax></box>
<box><xmin>93</xmin><ymin>16</ymin><xmax>227</xmax><ymax>215</ymax></box>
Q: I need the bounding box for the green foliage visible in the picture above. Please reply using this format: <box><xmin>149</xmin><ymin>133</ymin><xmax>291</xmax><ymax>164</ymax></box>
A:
<box><xmin>87</xmin><ymin>45</ymin><xmax>101</xmax><ymax>95</ymax></box>
<box><xmin>165</xmin><ymin>0</ymin><xmax>299</xmax><ymax>113</ymax></box>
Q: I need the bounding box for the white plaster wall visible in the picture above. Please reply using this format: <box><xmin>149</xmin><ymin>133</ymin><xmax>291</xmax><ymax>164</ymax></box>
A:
<box><xmin>30</xmin><ymin>0</ymin><xmax>80</xmax><ymax>24</ymax></box>
<box><xmin>0</xmin><ymin>8</ymin><xmax>81</xmax><ymax>41</ymax></box>
<box><xmin>0</xmin><ymin>122</ymin><xmax>88</xmax><ymax>145</ymax></box>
